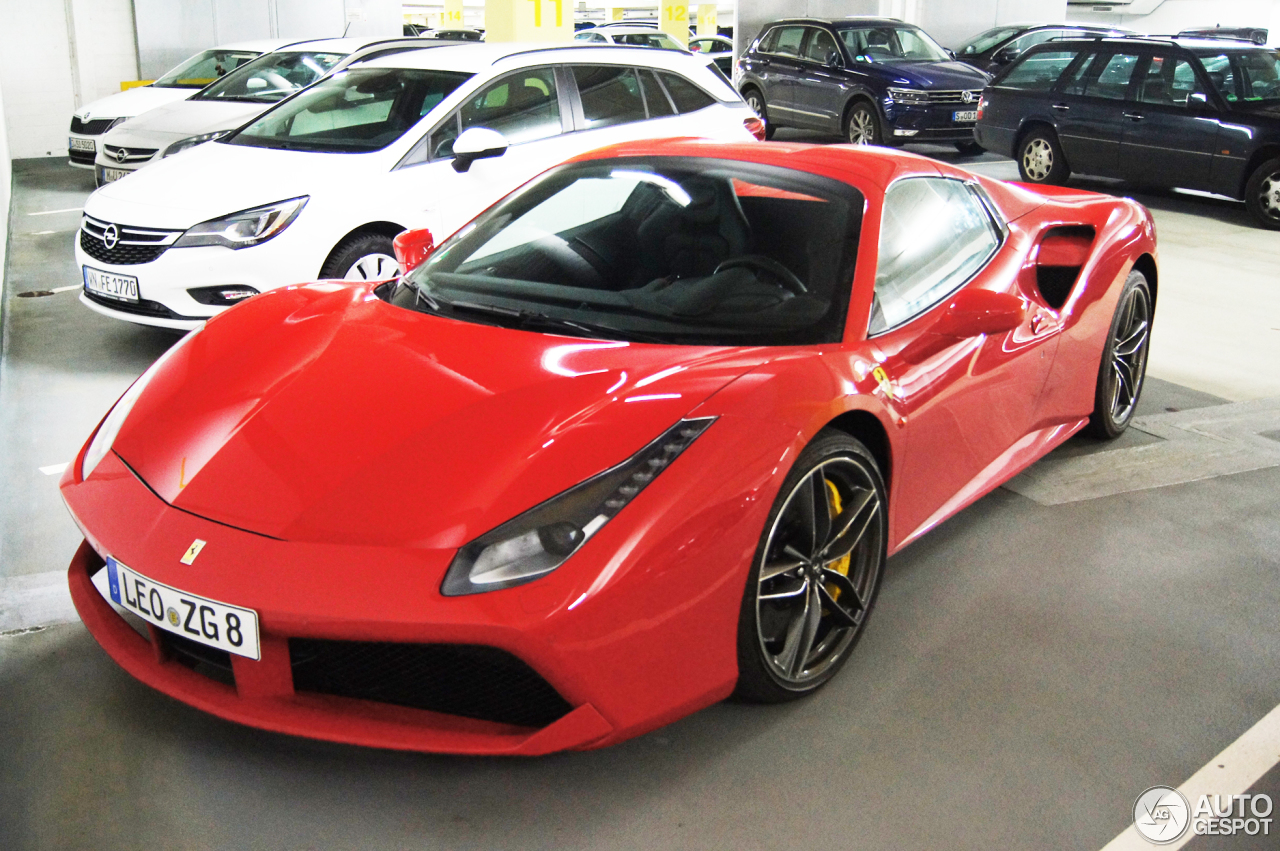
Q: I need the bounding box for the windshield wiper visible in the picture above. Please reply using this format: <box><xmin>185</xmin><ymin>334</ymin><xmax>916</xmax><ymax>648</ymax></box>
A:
<box><xmin>448</xmin><ymin>300</ymin><xmax>666</xmax><ymax>344</ymax></box>
<box><xmin>403</xmin><ymin>278</ymin><xmax>444</xmax><ymax>314</ymax></box>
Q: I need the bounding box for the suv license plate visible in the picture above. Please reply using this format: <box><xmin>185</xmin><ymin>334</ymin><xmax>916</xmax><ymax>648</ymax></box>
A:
<box><xmin>83</xmin><ymin>266</ymin><xmax>140</xmax><ymax>302</ymax></box>
<box><xmin>953</xmin><ymin>110</ymin><xmax>978</xmax><ymax>122</ymax></box>
<box><xmin>69</xmin><ymin>137</ymin><xmax>96</xmax><ymax>152</ymax></box>
<box><xmin>103</xmin><ymin>557</ymin><xmax>261</xmax><ymax>660</ymax></box>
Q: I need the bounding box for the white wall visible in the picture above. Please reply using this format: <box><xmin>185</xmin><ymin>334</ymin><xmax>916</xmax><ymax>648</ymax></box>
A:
<box><xmin>70</xmin><ymin>0</ymin><xmax>141</xmax><ymax>107</ymax></box>
<box><xmin>1068</xmin><ymin>0</ymin><xmax>1280</xmax><ymax>41</ymax></box>
<box><xmin>0</xmin><ymin>0</ymin><xmax>79</xmax><ymax>158</ymax></box>
<box><xmin>0</xmin><ymin>78</ymin><xmax>11</xmax><ymax>286</ymax></box>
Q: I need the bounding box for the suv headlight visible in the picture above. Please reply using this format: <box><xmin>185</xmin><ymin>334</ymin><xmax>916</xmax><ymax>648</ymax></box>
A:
<box><xmin>441</xmin><ymin>417</ymin><xmax>716</xmax><ymax>596</ymax></box>
<box><xmin>887</xmin><ymin>87</ymin><xmax>930</xmax><ymax>105</ymax></box>
<box><xmin>81</xmin><ymin>328</ymin><xmax>202</xmax><ymax>479</ymax></box>
<box><xmin>173</xmin><ymin>197</ymin><xmax>307</xmax><ymax>249</ymax></box>
<box><xmin>162</xmin><ymin>131</ymin><xmax>226</xmax><ymax>158</ymax></box>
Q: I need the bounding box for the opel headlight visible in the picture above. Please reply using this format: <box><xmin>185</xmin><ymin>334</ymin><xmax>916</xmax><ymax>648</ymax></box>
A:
<box><xmin>887</xmin><ymin>87</ymin><xmax>930</xmax><ymax>104</ymax></box>
<box><xmin>162</xmin><ymin>131</ymin><xmax>226</xmax><ymax>158</ymax></box>
<box><xmin>173</xmin><ymin>197</ymin><xmax>308</xmax><ymax>249</ymax></box>
<box><xmin>441</xmin><ymin>417</ymin><xmax>716</xmax><ymax>596</ymax></box>
<box><xmin>81</xmin><ymin>328</ymin><xmax>202</xmax><ymax>479</ymax></box>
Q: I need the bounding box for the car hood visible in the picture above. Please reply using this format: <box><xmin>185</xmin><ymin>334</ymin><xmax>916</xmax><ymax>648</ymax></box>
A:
<box><xmin>876</xmin><ymin>59</ymin><xmax>991</xmax><ymax>90</ymax></box>
<box><xmin>76</xmin><ymin>86</ymin><xmax>193</xmax><ymax>122</ymax></box>
<box><xmin>102</xmin><ymin>100</ymin><xmax>270</xmax><ymax>149</ymax></box>
<box><xmin>85</xmin><ymin>141</ymin><xmax>370</xmax><ymax>227</ymax></box>
<box><xmin>112</xmin><ymin>283</ymin><xmax>771</xmax><ymax>547</ymax></box>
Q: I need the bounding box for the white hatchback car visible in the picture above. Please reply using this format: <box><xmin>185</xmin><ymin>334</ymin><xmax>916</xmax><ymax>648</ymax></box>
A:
<box><xmin>68</xmin><ymin>41</ymin><xmax>284</xmax><ymax>169</ymax></box>
<box><xmin>92</xmin><ymin>37</ymin><xmax>428</xmax><ymax>185</ymax></box>
<box><xmin>76</xmin><ymin>43</ymin><xmax>763</xmax><ymax>329</ymax></box>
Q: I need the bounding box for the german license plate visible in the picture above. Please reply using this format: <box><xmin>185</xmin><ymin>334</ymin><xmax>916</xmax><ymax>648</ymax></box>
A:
<box><xmin>69</xmin><ymin>137</ymin><xmax>96</xmax><ymax>152</ymax></box>
<box><xmin>953</xmin><ymin>110</ymin><xmax>978</xmax><ymax>122</ymax></box>
<box><xmin>101</xmin><ymin>167</ymin><xmax>130</xmax><ymax>183</ymax></box>
<box><xmin>83</xmin><ymin>266</ymin><xmax>140</xmax><ymax>302</ymax></box>
<box><xmin>103</xmin><ymin>557</ymin><xmax>261</xmax><ymax>660</ymax></box>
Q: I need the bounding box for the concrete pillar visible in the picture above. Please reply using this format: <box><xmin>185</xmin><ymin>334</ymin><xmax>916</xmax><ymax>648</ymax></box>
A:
<box><xmin>659</xmin><ymin>0</ymin><xmax>690</xmax><ymax>46</ymax></box>
<box><xmin>485</xmin><ymin>0</ymin><xmax>574</xmax><ymax>42</ymax></box>
<box><xmin>697</xmin><ymin>4</ymin><xmax>717</xmax><ymax>36</ymax></box>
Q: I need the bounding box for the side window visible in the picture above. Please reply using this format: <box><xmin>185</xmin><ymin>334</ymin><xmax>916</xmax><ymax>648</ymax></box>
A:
<box><xmin>1063</xmin><ymin>52</ymin><xmax>1140</xmax><ymax>99</ymax></box>
<box><xmin>772</xmin><ymin>26</ymin><xmax>806</xmax><ymax>58</ymax></box>
<box><xmin>573</xmin><ymin>66</ymin><xmax>647</xmax><ymax>129</ymax></box>
<box><xmin>870</xmin><ymin>179</ymin><xmax>1000</xmax><ymax>335</ymax></box>
<box><xmin>1236</xmin><ymin>51</ymin><xmax>1280</xmax><ymax>100</ymax></box>
<box><xmin>803</xmin><ymin>29</ymin><xmax>840</xmax><ymax>65</ymax></box>
<box><xmin>1202</xmin><ymin>53</ymin><xmax>1239</xmax><ymax>101</ymax></box>
<box><xmin>455</xmin><ymin>67</ymin><xmax>562</xmax><ymax>148</ymax></box>
<box><xmin>639</xmin><ymin>69</ymin><xmax>675</xmax><ymax>117</ymax></box>
<box><xmin>1138</xmin><ymin>55</ymin><xmax>1207</xmax><ymax>105</ymax></box>
<box><xmin>1000</xmin><ymin>49</ymin><xmax>1080</xmax><ymax>91</ymax></box>
<box><xmin>574</xmin><ymin>32</ymin><xmax>608</xmax><ymax>43</ymax></box>
<box><xmin>658</xmin><ymin>73</ymin><xmax>716</xmax><ymax>113</ymax></box>
<box><xmin>756</xmin><ymin>27</ymin><xmax>779</xmax><ymax>54</ymax></box>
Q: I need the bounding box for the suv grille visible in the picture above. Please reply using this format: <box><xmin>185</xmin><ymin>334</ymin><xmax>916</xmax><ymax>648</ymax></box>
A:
<box><xmin>70</xmin><ymin>116</ymin><xmax>115</xmax><ymax>135</ymax></box>
<box><xmin>928</xmin><ymin>90</ymin><xmax>983</xmax><ymax>105</ymax></box>
<box><xmin>289</xmin><ymin>639</ymin><xmax>574</xmax><ymax>729</ymax></box>
<box><xmin>102</xmin><ymin>144</ymin><xmax>158</xmax><ymax>164</ymax></box>
<box><xmin>79</xmin><ymin>215</ymin><xmax>181</xmax><ymax>265</ymax></box>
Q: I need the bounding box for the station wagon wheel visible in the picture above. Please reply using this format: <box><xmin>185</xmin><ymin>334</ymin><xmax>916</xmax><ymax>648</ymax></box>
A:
<box><xmin>1017</xmin><ymin>128</ymin><xmax>1070</xmax><ymax>185</ymax></box>
<box><xmin>1086</xmin><ymin>271</ymin><xmax>1152</xmax><ymax>439</ymax></box>
<box><xmin>845</xmin><ymin>102</ymin><xmax>882</xmax><ymax>146</ymax></box>
<box><xmin>320</xmin><ymin>232</ymin><xmax>401</xmax><ymax>281</ymax></box>
<box><xmin>742</xmin><ymin>88</ymin><xmax>776</xmax><ymax>140</ymax></box>
<box><xmin>735</xmin><ymin>432</ymin><xmax>887</xmax><ymax>701</ymax></box>
<box><xmin>1244</xmin><ymin>157</ymin><xmax>1280</xmax><ymax>230</ymax></box>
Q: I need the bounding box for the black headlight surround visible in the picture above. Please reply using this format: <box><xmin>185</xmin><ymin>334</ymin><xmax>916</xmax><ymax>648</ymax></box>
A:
<box><xmin>440</xmin><ymin>417</ymin><xmax>717</xmax><ymax>597</ymax></box>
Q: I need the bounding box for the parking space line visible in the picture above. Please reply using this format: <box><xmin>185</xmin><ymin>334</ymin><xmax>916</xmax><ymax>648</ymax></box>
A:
<box><xmin>26</xmin><ymin>207</ymin><xmax>82</xmax><ymax>216</ymax></box>
<box><xmin>1101</xmin><ymin>703</ymin><xmax>1280</xmax><ymax>850</ymax></box>
<box><xmin>50</xmin><ymin>285</ymin><xmax>80</xmax><ymax>293</ymax></box>
<box><xmin>39</xmin><ymin>463</ymin><xmax>68</xmax><ymax>476</ymax></box>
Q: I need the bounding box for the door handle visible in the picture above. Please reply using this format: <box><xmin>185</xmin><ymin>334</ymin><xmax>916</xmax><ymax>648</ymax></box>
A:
<box><xmin>1051</xmin><ymin>103</ymin><xmax>1070</xmax><ymax>111</ymax></box>
<box><xmin>1123</xmin><ymin>112</ymin><xmax>1144</xmax><ymax>121</ymax></box>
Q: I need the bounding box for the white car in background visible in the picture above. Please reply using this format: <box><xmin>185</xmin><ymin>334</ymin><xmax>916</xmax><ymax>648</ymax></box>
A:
<box><xmin>574</xmin><ymin>26</ymin><xmax>689</xmax><ymax>51</ymax></box>
<box><xmin>92</xmin><ymin>36</ymin><xmax>429</xmax><ymax>185</ymax></box>
<box><xmin>75</xmin><ymin>43</ymin><xmax>763</xmax><ymax>329</ymax></box>
<box><xmin>67</xmin><ymin>41</ymin><xmax>284</xmax><ymax>169</ymax></box>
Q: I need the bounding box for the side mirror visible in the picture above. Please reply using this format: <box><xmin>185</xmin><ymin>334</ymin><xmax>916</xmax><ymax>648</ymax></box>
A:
<box><xmin>992</xmin><ymin>46</ymin><xmax>1018</xmax><ymax>65</ymax></box>
<box><xmin>931</xmin><ymin>288</ymin><xmax>1024</xmax><ymax>338</ymax></box>
<box><xmin>451</xmin><ymin>127</ymin><xmax>509</xmax><ymax>173</ymax></box>
<box><xmin>392</xmin><ymin>227</ymin><xmax>435</xmax><ymax>273</ymax></box>
<box><xmin>945</xmin><ymin>48</ymin><xmax>957</xmax><ymax>60</ymax></box>
<box><xmin>826</xmin><ymin>50</ymin><xmax>842</xmax><ymax>68</ymax></box>
<box><xmin>1188</xmin><ymin>91</ymin><xmax>1211</xmax><ymax>110</ymax></box>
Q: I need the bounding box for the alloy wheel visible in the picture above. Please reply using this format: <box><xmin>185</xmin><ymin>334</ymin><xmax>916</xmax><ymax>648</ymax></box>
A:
<box><xmin>1257</xmin><ymin>170</ymin><xmax>1280</xmax><ymax>220</ymax></box>
<box><xmin>1023</xmin><ymin>138</ymin><xmax>1054</xmax><ymax>181</ymax></box>
<box><xmin>755</xmin><ymin>457</ymin><xmax>882</xmax><ymax>688</ymax></box>
<box><xmin>746</xmin><ymin>92</ymin><xmax>764</xmax><ymax>117</ymax></box>
<box><xmin>847</xmin><ymin>109</ymin><xmax>876</xmax><ymax>145</ymax></box>
<box><xmin>1108</xmin><ymin>283</ymin><xmax>1151</xmax><ymax>425</ymax></box>
<box><xmin>344</xmin><ymin>253</ymin><xmax>399</xmax><ymax>281</ymax></box>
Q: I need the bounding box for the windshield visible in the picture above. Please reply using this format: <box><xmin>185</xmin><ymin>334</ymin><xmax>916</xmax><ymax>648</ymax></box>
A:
<box><xmin>838</xmin><ymin>25</ymin><xmax>951</xmax><ymax>62</ymax></box>
<box><xmin>153</xmin><ymin>49</ymin><xmax>262</xmax><ymax>88</ymax></box>
<box><xmin>1219</xmin><ymin>51</ymin><xmax>1280</xmax><ymax>102</ymax></box>
<box><xmin>957</xmin><ymin>26</ymin><xmax>1024</xmax><ymax>56</ymax></box>
<box><xmin>227</xmin><ymin>67</ymin><xmax>472</xmax><ymax>153</ymax></box>
<box><xmin>391</xmin><ymin>158</ymin><xmax>863</xmax><ymax>346</ymax></box>
<box><xmin>193</xmin><ymin>50</ymin><xmax>345</xmax><ymax>103</ymax></box>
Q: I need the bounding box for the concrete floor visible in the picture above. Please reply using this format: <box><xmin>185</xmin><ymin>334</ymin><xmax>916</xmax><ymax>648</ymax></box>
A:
<box><xmin>2</xmin><ymin>149</ymin><xmax>1279</xmax><ymax>850</ymax></box>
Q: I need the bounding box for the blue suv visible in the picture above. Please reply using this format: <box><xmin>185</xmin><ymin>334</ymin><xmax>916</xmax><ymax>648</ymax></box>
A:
<box><xmin>735</xmin><ymin>17</ymin><xmax>992</xmax><ymax>152</ymax></box>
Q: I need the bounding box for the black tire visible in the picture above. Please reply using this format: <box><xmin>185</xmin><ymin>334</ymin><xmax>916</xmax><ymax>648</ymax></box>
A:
<box><xmin>742</xmin><ymin>88</ymin><xmax>776</xmax><ymax>140</ymax></box>
<box><xmin>844</xmin><ymin>101</ymin><xmax>882</xmax><ymax>146</ymax></box>
<box><xmin>1244</xmin><ymin>157</ymin><xmax>1280</xmax><ymax>229</ymax></box>
<box><xmin>1085</xmin><ymin>270</ymin><xmax>1153</xmax><ymax>439</ymax></box>
<box><xmin>319</xmin><ymin>232</ymin><xmax>400</xmax><ymax>281</ymax></box>
<box><xmin>1016</xmin><ymin>128</ymin><xmax>1070</xmax><ymax>185</ymax></box>
<box><xmin>735</xmin><ymin>430</ymin><xmax>887</xmax><ymax>703</ymax></box>
<box><xmin>955</xmin><ymin>140</ymin><xmax>985</xmax><ymax>156</ymax></box>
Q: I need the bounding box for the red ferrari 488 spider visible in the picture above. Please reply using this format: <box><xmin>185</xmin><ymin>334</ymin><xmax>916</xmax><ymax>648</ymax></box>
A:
<box><xmin>62</xmin><ymin>139</ymin><xmax>1156</xmax><ymax>755</ymax></box>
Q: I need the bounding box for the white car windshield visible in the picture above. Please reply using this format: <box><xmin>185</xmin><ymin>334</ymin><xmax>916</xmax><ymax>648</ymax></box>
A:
<box><xmin>226</xmin><ymin>67</ymin><xmax>473</xmax><ymax>152</ymax></box>
<box><xmin>393</xmin><ymin>158</ymin><xmax>864</xmax><ymax>346</ymax></box>
<box><xmin>193</xmin><ymin>51</ymin><xmax>346</xmax><ymax>103</ymax></box>
<box><xmin>152</xmin><ymin>49</ymin><xmax>262</xmax><ymax>89</ymax></box>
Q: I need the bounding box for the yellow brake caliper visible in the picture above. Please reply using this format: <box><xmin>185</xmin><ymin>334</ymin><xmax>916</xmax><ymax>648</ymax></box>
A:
<box><xmin>823</xmin><ymin>479</ymin><xmax>851</xmax><ymax>604</ymax></box>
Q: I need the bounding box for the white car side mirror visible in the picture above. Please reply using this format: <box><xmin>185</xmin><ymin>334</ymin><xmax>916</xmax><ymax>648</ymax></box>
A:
<box><xmin>452</xmin><ymin>127</ymin><xmax>510</xmax><ymax>173</ymax></box>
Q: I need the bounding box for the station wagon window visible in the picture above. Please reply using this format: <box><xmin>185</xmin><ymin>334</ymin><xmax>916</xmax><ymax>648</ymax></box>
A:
<box><xmin>658</xmin><ymin>73</ymin><xmax>716</xmax><ymax>112</ymax></box>
<box><xmin>574</xmin><ymin>66</ymin><xmax>647</xmax><ymax>128</ymax></box>
<box><xmin>1138</xmin><ymin>55</ymin><xmax>1207</xmax><ymax>106</ymax></box>
<box><xmin>1062</xmin><ymin>52</ymin><xmax>1140</xmax><ymax>99</ymax></box>
<box><xmin>433</xmin><ymin>67</ymin><xmax>563</xmax><ymax>157</ymax></box>
<box><xmin>869</xmin><ymin>178</ymin><xmax>1000</xmax><ymax>335</ymax></box>
<box><xmin>1000</xmin><ymin>49</ymin><xmax>1079</xmax><ymax>90</ymax></box>
<box><xmin>1200</xmin><ymin>54</ymin><xmax>1238</xmax><ymax>101</ymax></box>
<box><xmin>803</xmin><ymin>29</ymin><xmax>840</xmax><ymax>64</ymax></box>
<box><xmin>770</xmin><ymin>26</ymin><xmax>806</xmax><ymax>58</ymax></box>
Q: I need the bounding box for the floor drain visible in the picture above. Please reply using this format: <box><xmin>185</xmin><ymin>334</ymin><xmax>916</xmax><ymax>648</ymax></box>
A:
<box><xmin>17</xmin><ymin>290</ymin><xmax>55</xmax><ymax>298</ymax></box>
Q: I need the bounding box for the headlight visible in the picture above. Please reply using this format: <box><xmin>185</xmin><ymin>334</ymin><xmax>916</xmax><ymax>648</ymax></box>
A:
<box><xmin>441</xmin><ymin>417</ymin><xmax>716</xmax><ymax>596</ymax></box>
<box><xmin>173</xmin><ymin>197</ymin><xmax>308</xmax><ymax>249</ymax></box>
<box><xmin>106</xmin><ymin>117</ymin><xmax>128</xmax><ymax>132</ymax></box>
<box><xmin>162</xmin><ymin>131</ymin><xmax>226</xmax><ymax>158</ymax></box>
<box><xmin>81</xmin><ymin>328</ymin><xmax>202</xmax><ymax>479</ymax></box>
<box><xmin>887</xmin><ymin>87</ymin><xmax>930</xmax><ymax>104</ymax></box>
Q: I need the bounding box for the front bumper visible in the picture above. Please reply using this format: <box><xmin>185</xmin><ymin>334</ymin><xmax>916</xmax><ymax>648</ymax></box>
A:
<box><xmin>883</xmin><ymin>101</ymin><xmax>979</xmax><ymax>142</ymax></box>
